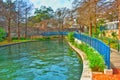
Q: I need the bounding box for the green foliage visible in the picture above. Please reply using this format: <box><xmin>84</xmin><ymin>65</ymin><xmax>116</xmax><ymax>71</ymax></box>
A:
<box><xmin>73</xmin><ymin>42</ymin><xmax>106</xmax><ymax>72</ymax></box>
<box><xmin>93</xmin><ymin>18</ymin><xmax>106</xmax><ymax>38</ymax></box>
<box><xmin>68</xmin><ymin>32</ymin><xmax>74</xmax><ymax>43</ymax></box>
<box><xmin>67</xmin><ymin>48</ymin><xmax>74</xmax><ymax>56</ymax></box>
<box><xmin>111</xmin><ymin>32</ymin><xmax>117</xmax><ymax>40</ymax></box>
<box><xmin>99</xmin><ymin>37</ymin><xmax>120</xmax><ymax>50</ymax></box>
<box><xmin>92</xmin><ymin>27</ymin><xmax>100</xmax><ymax>38</ymax></box>
<box><xmin>34</xmin><ymin>6</ymin><xmax>54</xmax><ymax>22</ymax></box>
<box><xmin>97</xmin><ymin>18</ymin><xmax>106</xmax><ymax>27</ymax></box>
<box><xmin>35</xmin><ymin>37</ymin><xmax>50</xmax><ymax>41</ymax></box>
<box><xmin>0</xmin><ymin>27</ymin><xmax>6</xmax><ymax>41</ymax></box>
<box><xmin>12</xmin><ymin>37</ymin><xmax>30</xmax><ymax>40</ymax></box>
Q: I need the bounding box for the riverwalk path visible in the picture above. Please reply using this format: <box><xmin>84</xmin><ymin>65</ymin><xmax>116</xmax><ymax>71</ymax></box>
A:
<box><xmin>110</xmin><ymin>49</ymin><xmax>120</xmax><ymax>68</ymax></box>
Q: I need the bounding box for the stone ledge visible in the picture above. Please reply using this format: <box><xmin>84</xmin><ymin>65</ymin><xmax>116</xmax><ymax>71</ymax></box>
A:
<box><xmin>104</xmin><ymin>69</ymin><xmax>113</xmax><ymax>75</ymax></box>
<box><xmin>68</xmin><ymin>42</ymin><xmax>92</xmax><ymax>80</ymax></box>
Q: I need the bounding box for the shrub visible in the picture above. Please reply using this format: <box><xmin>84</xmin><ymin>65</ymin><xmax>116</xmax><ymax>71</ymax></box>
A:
<box><xmin>35</xmin><ymin>37</ymin><xmax>50</xmax><ymax>41</ymax></box>
<box><xmin>0</xmin><ymin>27</ymin><xmax>6</xmax><ymax>41</ymax></box>
<box><xmin>74</xmin><ymin>42</ymin><xmax>106</xmax><ymax>72</ymax></box>
<box><xmin>111</xmin><ymin>32</ymin><xmax>117</xmax><ymax>39</ymax></box>
<box><xmin>12</xmin><ymin>37</ymin><xmax>30</xmax><ymax>40</ymax></box>
<box><xmin>68</xmin><ymin>32</ymin><xmax>74</xmax><ymax>43</ymax></box>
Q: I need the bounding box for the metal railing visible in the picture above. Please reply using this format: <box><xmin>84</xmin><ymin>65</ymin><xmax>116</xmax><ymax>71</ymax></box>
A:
<box><xmin>74</xmin><ymin>33</ymin><xmax>110</xmax><ymax>69</ymax></box>
<box><xmin>41</xmin><ymin>31</ymin><xmax>68</xmax><ymax>36</ymax></box>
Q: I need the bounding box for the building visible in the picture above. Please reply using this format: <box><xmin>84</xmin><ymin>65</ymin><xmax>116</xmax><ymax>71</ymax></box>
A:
<box><xmin>102</xmin><ymin>21</ymin><xmax>119</xmax><ymax>38</ymax></box>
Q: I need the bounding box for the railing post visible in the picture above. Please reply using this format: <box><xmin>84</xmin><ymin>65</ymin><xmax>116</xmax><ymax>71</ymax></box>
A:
<box><xmin>107</xmin><ymin>47</ymin><xmax>110</xmax><ymax>69</ymax></box>
<box><xmin>118</xmin><ymin>40</ymin><xmax>120</xmax><ymax>53</ymax></box>
<box><xmin>108</xmin><ymin>39</ymin><xmax>110</xmax><ymax>47</ymax></box>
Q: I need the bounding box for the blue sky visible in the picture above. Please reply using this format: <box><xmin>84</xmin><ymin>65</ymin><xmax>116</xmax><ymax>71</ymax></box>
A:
<box><xmin>30</xmin><ymin>0</ymin><xmax>73</xmax><ymax>11</ymax></box>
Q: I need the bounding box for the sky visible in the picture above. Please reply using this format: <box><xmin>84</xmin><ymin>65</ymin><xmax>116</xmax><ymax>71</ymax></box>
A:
<box><xmin>30</xmin><ymin>0</ymin><xmax>73</xmax><ymax>12</ymax></box>
<box><xmin>3</xmin><ymin>0</ymin><xmax>73</xmax><ymax>15</ymax></box>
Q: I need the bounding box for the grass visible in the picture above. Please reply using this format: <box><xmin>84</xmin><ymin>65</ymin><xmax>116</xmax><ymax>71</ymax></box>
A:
<box><xmin>0</xmin><ymin>39</ymin><xmax>31</xmax><ymax>46</ymax></box>
<box><xmin>34</xmin><ymin>37</ymin><xmax>50</xmax><ymax>41</ymax></box>
<box><xmin>0</xmin><ymin>37</ymin><xmax>34</xmax><ymax>45</ymax></box>
<box><xmin>0</xmin><ymin>36</ymin><xmax>52</xmax><ymax>46</ymax></box>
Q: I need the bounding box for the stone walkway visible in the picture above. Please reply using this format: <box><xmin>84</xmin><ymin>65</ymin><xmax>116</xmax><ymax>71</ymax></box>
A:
<box><xmin>110</xmin><ymin>48</ymin><xmax>120</xmax><ymax>68</ymax></box>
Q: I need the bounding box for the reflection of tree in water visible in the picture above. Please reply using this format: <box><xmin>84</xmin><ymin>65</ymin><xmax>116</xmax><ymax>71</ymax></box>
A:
<box><xmin>18</xmin><ymin>44</ymin><xmax>21</xmax><ymax>53</ymax></box>
<box><xmin>67</xmin><ymin>47</ymin><xmax>74</xmax><ymax>57</ymax></box>
<box><xmin>8</xmin><ymin>45</ymin><xmax>12</xmax><ymax>54</ymax></box>
<box><xmin>58</xmin><ymin>38</ymin><xmax>64</xmax><ymax>46</ymax></box>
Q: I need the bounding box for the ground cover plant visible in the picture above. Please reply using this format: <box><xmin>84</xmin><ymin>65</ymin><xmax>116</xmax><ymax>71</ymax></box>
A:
<box><xmin>74</xmin><ymin>42</ymin><xmax>106</xmax><ymax>71</ymax></box>
<box><xmin>0</xmin><ymin>27</ymin><xmax>6</xmax><ymax>41</ymax></box>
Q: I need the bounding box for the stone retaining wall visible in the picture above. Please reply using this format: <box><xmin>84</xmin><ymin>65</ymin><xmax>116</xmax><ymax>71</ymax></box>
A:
<box><xmin>68</xmin><ymin>38</ymin><xmax>92</xmax><ymax>80</ymax></box>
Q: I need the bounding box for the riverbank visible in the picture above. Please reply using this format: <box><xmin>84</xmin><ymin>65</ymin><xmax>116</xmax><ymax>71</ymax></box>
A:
<box><xmin>67</xmin><ymin>41</ymin><xmax>92</xmax><ymax>80</ymax></box>
<box><xmin>0</xmin><ymin>40</ymin><xmax>32</xmax><ymax>46</ymax></box>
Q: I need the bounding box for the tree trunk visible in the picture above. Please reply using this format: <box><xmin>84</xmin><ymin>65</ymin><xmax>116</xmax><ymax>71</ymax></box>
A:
<box><xmin>62</xmin><ymin>21</ymin><xmax>63</xmax><ymax>31</ymax></box>
<box><xmin>118</xmin><ymin>0</ymin><xmax>120</xmax><ymax>39</ymax></box>
<box><xmin>25</xmin><ymin>11</ymin><xmax>28</xmax><ymax>38</ymax></box>
<box><xmin>18</xmin><ymin>20</ymin><xmax>20</xmax><ymax>40</ymax></box>
<box><xmin>17</xmin><ymin>11</ymin><xmax>20</xmax><ymax>40</ymax></box>
<box><xmin>89</xmin><ymin>20</ymin><xmax>92</xmax><ymax>36</ymax></box>
<box><xmin>94</xmin><ymin>0</ymin><xmax>97</xmax><ymax>33</ymax></box>
<box><xmin>89</xmin><ymin>0</ymin><xmax>92</xmax><ymax>36</ymax></box>
<box><xmin>8</xmin><ymin>17</ymin><xmax>11</xmax><ymax>42</ymax></box>
<box><xmin>94</xmin><ymin>15</ymin><xmax>97</xmax><ymax>33</ymax></box>
<box><xmin>8</xmin><ymin>0</ymin><xmax>12</xmax><ymax>42</ymax></box>
<box><xmin>81</xmin><ymin>25</ymin><xmax>84</xmax><ymax>32</ymax></box>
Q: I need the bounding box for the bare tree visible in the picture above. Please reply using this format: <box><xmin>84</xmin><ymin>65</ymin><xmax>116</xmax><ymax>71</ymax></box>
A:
<box><xmin>74</xmin><ymin>0</ymin><xmax>93</xmax><ymax>36</ymax></box>
<box><xmin>72</xmin><ymin>0</ymin><xmax>117</xmax><ymax>36</ymax></box>
<box><xmin>16</xmin><ymin>0</ymin><xmax>20</xmax><ymax>40</ymax></box>
<box><xmin>24</xmin><ymin>1</ymin><xmax>33</xmax><ymax>38</ymax></box>
<box><xmin>55</xmin><ymin>7</ymin><xmax>70</xmax><ymax>31</ymax></box>
<box><xmin>4</xmin><ymin>0</ymin><xmax>15</xmax><ymax>42</ymax></box>
<box><xmin>0</xmin><ymin>0</ymin><xmax>5</xmax><ymax>28</ymax></box>
<box><xmin>15</xmin><ymin>0</ymin><xmax>28</xmax><ymax>40</ymax></box>
<box><xmin>118</xmin><ymin>0</ymin><xmax>120</xmax><ymax>39</ymax></box>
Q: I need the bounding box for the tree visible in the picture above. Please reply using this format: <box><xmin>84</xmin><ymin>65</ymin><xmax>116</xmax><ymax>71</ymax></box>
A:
<box><xmin>55</xmin><ymin>7</ymin><xmax>70</xmax><ymax>31</ymax></box>
<box><xmin>118</xmin><ymin>0</ymin><xmax>120</xmax><ymax>39</ymax></box>
<box><xmin>15</xmin><ymin>0</ymin><xmax>23</xmax><ymax>40</ymax></box>
<box><xmin>0</xmin><ymin>0</ymin><xmax>33</xmax><ymax>41</ymax></box>
<box><xmin>24</xmin><ymin>1</ymin><xmax>33</xmax><ymax>38</ymax></box>
<box><xmin>4</xmin><ymin>0</ymin><xmax>15</xmax><ymax>42</ymax></box>
<box><xmin>73</xmin><ymin>0</ymin><xmax>93</xmax><ymax>36</ymax></box>
<box><xmin>72</xmin><ymin>0</ymin><xmax>116</xmax><ymax>36</ymax></box>
<box><xmin>34</xmin><ymin>6</ymin><xmax>54</xmax><ymax>22</ymax></box>
<box><xmin>15</xmin><ymin>0</ymin><xmax>32</xmax><ymax>40</ymax></box>
<box><xmin>0</xmin><ymin>0</ymin><xmax>5</xmax><ymax>28</ymax></box>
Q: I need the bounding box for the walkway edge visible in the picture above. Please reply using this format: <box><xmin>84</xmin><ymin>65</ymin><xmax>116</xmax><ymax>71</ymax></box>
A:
<box><xmin>68</xmin><ymin>42</ymin><xmax>92</xmax><ymax>80</ymax></box>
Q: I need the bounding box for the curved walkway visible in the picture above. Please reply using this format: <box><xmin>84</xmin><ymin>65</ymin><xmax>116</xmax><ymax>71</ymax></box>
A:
<box><xmin>110</xmin><ymin>48</ymin><xmax>120</xmax><ymax>68</ymax></box>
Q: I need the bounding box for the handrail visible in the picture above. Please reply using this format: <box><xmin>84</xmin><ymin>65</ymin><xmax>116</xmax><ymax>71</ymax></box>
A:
<box><xmin>74</xmin><ymin>33</ymin><xmax>110</xmax><ymax>69</ymax></box>
<box><xmin>41</xmin><ymin>31</ymin><xmax>68</xmax><ymax>36</ymax></box>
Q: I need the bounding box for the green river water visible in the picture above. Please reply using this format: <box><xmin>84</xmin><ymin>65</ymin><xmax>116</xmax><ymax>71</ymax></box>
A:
<box><xmin>0</xmin><ymin>40</ymin><xmax>83</xmax><ymax>80</ymax></box>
